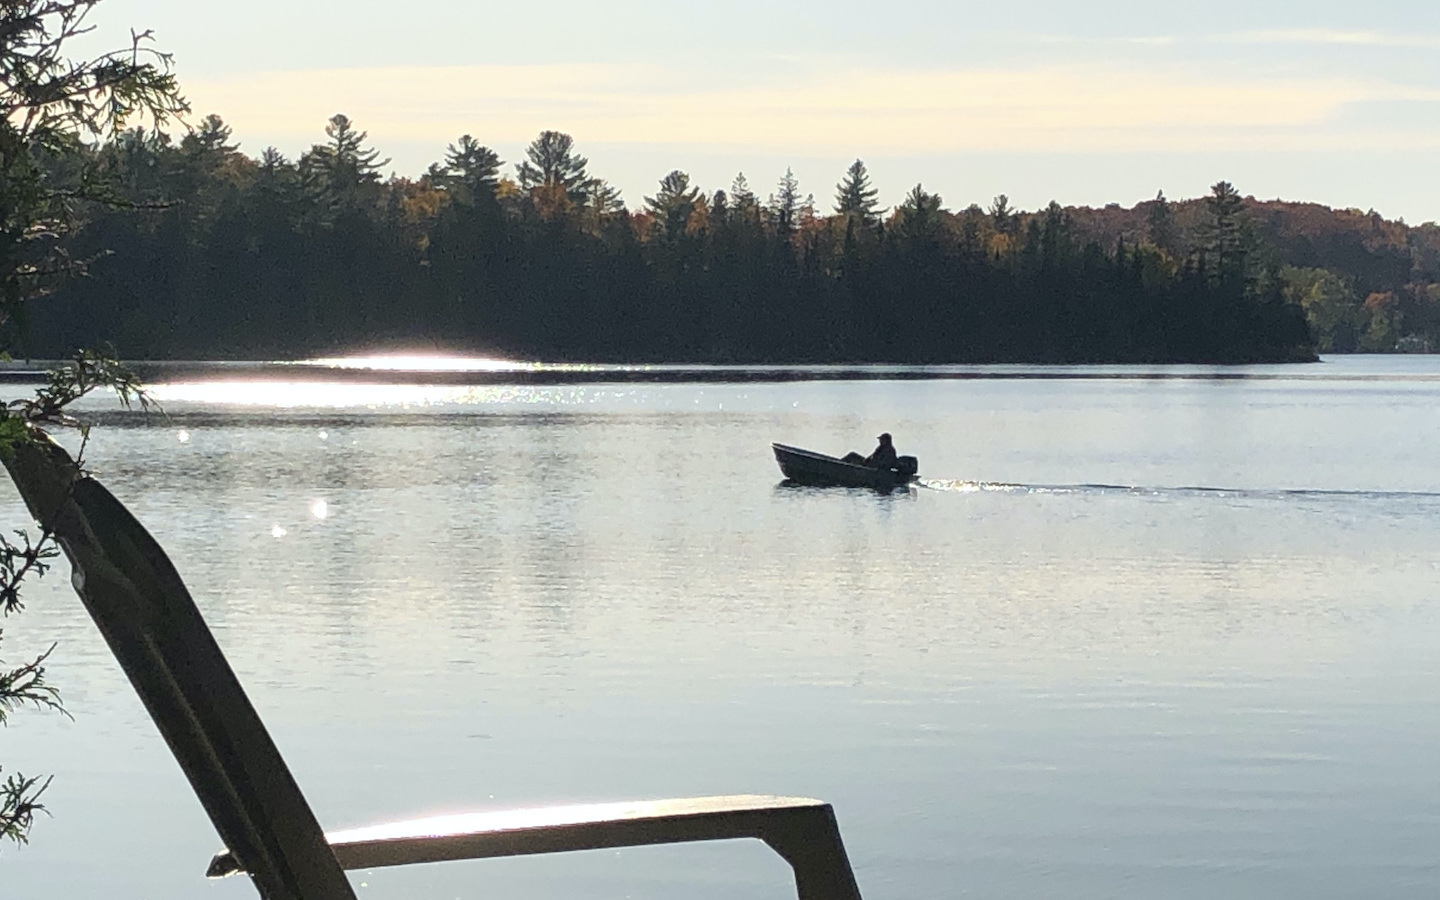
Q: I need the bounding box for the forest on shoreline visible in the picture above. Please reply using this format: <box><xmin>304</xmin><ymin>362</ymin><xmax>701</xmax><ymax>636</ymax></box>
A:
<box><xmin>19</xmin><ymin>113</ymin><xmax>1440</xmax><ymax>363</ymax></box>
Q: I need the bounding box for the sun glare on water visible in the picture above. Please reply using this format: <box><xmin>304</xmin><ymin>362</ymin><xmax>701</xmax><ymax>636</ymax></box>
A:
<box><xmin>139</xmin><ymin>353</ymin><xmax>632</xmax><ymax>407</ymax></box>
<box><xmin>301</xmin><ymin>354</ymin><xmax>524</xmax><ymax>372</ymax></box>
<box><xmin>147</xmin><ymin>381</ymin><xmax>483</xmax><ymax>407</ymax></box>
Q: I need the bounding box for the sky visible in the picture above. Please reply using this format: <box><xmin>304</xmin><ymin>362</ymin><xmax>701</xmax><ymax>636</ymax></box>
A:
<box><xmin>84</xmin><ymin>0</ymin><xmax>1440</xmax><ymax>222</ymax></box>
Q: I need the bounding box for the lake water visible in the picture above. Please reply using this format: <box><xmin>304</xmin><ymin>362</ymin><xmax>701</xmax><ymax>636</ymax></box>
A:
<box><xmin>3</xmin><ymin>355</ymin><xmax>1439</xmax><ymax>899</ymax></box>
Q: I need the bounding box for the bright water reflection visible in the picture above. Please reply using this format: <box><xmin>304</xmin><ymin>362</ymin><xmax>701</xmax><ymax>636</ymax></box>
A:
<box><xmin>2</xmin><ymin>358</ymin><xmax>1440</xmax><ymax>900</ymax></box>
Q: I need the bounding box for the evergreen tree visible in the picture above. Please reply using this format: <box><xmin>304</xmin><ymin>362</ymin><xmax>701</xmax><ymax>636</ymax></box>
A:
<box><xmin>586</xmin><ymin>179</ymin><xmax>626</xmax><ymax>215</ymax></box>
<box><xmin>730</xmin><ymin>173</ymin><xmax>756</xmax><ymax>208</ymax></box>
<box><xmin>959</xmin><ymin>204</ymin><xmax>985</xmax><ymax>252</ymax></box>
<box><xmin>834</xmin><ymin>159</ymin><xmax>880</xmax><ymax>224</ymax></box>
<box><xmin>645</xmin><ymin>170</ymin><xmax>702</xmax><ymax>241</ymax></box>
<box><xmin>1038</xmin><ymin>201</ymin><xmax>1074</xmax><ymax>269</ymax></box>
<box><xmin>725</xmin><ymin>173</ymin><xmax>760</xmax><ymax>229</ymax></box>
<box><xmin>185</xmin><ymin>114</ymin><xmax>236</xmax><ymax>155</ymax></box>
<box><xmin>515</xmin><ymin>130</ymin><xmax>593</xmax><ymax>207</ymax></box>
<box><xmin>769</xmin><ymin>168</ymin><xmax>801</xmax><ymax>237</ymax></box>
<box><xmin>0</xmin><ymin>0</ymin><xmax>186</xmax><ymax>847</ymax></box>
<box><xmin>989</xmin><ymin>194</ymin><xmax>1015</xmax><ymax>236</ymax></box>
<box><xmin>1145</xmin><ymin>189</ymin><xmax>1177</xmax><ymax>255</ymax></box>
<box><xmin>799</xmin><ymin>193</ymin><xmax>817</xmax><ymax>227</ymax></box>
<box><xmin>259</xmin><ymin>146</ymin><xmax>289</xmax><ymax>174</ymax></box>
<box><xmin>709</xmin><ymin>189</ymin><xmax>729</xmax><ymax>227</ymax></box>
<box><xmin>299</xmin><ymin>114</ymin><xmax>389</xmax><ymax>219</ymax></box>
<box><xmin>306</xmin><ymin>113</ymin><xmax>388</xmax><ymax>188</ymax></box>
<box><xmin>441</xmin><ymin>135</ymin><xmax>502</xmax><ymax>203</ymax></box>
<box><xmin>99</xmin><ymin>126</ymin><xmax>174</xmax><ymax>199</ymax></box>
<box><xmin>895</xmin><ymin>184</ymin><xmax>943</xmax><ymax>240</ymax></box>
<box><xmin>1202</xmin><ymin>180</ymin><xmax>1249</xmax><ymax>283</ymax></box>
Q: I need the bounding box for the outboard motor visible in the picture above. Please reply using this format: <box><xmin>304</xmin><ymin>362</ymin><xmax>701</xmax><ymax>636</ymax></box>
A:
<box><xmin>895</xmin><ymin>456</ymin><xmax>919</xmax><ymax>481</ymax></box>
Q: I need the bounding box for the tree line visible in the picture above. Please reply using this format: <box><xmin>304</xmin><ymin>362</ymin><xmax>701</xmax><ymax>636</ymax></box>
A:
<box><xmin>21</xmin><ymin>114</ymin><xmax>1322</xmax><ymax>363</ymax></box>
<box><xmin>1063</xmin><ymin>194</ymin><xmax>1440</xmax><ymax>354</ymax></box>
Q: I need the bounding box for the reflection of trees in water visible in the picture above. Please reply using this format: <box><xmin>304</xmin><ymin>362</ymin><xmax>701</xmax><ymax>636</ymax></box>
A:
<box><xmin>514</xmin><ymin>419</ymin><xmax>586</xmax><ymax>644</ymax></box>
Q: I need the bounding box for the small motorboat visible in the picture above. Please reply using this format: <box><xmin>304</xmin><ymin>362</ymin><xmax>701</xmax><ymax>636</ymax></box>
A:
<box><xmin>772</xmin><ymin>443</ymin><xmax>919</xmax><ymax>491</ymax></box>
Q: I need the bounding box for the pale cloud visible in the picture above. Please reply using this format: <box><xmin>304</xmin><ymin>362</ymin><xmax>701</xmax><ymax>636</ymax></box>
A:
<box><xmin>1011</xmin><ymin>33</ymin><xmax>1177</xmax><ymax>46</ymax></box>
<box><xmin>184</xmin><ymin>63</ymin><xmax>1440</xmax><ymax>159</ymax></box>
<box><xmin>1225</xmin><ymin>29</ymin><xmax>1440</xmax><ymax>48</ymax></box>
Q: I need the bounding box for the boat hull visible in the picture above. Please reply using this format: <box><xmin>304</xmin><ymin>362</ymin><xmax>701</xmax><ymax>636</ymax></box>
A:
<box><xmin>772</xmin><ymin>443</ymin><xmax>918</xmax><ymax>491</ymax></box>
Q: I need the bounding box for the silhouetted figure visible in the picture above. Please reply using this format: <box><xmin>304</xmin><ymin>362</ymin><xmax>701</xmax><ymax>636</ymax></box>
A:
<box><xmin>865</xmin><ymin>433</ymin><xmax>898</xmax><ymax>468</ymax></box>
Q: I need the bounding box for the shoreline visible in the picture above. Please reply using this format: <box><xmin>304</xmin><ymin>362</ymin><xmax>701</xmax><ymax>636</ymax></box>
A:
<box><xmin>13</xmin><ymin>355</ymin><xmax>1440</xmax><ymax>389</ymax></box>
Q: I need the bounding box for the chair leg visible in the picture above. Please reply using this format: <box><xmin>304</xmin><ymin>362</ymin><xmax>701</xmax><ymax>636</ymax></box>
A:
<box><xmin>759</xmin><ymin>805</ymin><xmax>864</xmax><ymax>900</ymax></box>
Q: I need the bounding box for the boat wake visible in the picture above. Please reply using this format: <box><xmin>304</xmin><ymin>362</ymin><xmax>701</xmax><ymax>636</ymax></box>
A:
<box><xmin>916</xmin><ymin>478</ymin><xmax>1440</xmax><ymax>502</ymax></box>
<box><xmin>915</xmin><ymin>478</ymin><xmax>1029</xmax><ymax>494</ymax></box>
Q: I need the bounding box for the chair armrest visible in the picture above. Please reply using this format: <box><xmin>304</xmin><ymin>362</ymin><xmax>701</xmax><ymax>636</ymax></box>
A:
<box><xmin>210</xmin><ymin>794</ymin><xmax>861</xmax><ymax>900</ymax></box>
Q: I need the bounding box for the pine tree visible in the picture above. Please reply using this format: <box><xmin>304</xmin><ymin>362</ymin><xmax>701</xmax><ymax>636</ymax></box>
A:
<box><xmin>710</xmin><ymin>189</ymin><xmax>729</xmax><ymax>227</ymax></box>
<box><xmin>1039</xmin><ymin>200</ymin><xmax>1071</xmax><ymax>267</ymax></box>
<box><xmin>1203</xmin><ymin>181</ymin><xmax>1249</xmax><ymax>283</ymax></box>
<box><xmin>730</xmin><ymin>173</ymin><xmax>755</xmax><ymax>206</ymax></box>
<box><xmin>314</xmin><ymin>113</ymin><xmax>388</xmax><ymax>187</ymax></box>
<box><xmin>895</xmin><ymin>183</ymin><xmax>943</xmax><ymax>240</ymax></box>
<box><xmin>184</xmin><ymin>114</ymin><xmax>237</xmax><ymax>156</ymax></box>
<box><xmin>260</xmin><ymin>147</ymin><xmax>288</xmax><ymax>173</ymax></box>
<box><xmin>989</xmin><ymin>194</ymin><xmax>1015</xmax><ymax>236</ymax></box>
<box><xmin>0</xmin><ymin>0</ymin><xmax>186</xmax><ymax>848</ymax></box>
<box><xmin>1145</xmin><ymin>189</ymin><xmax>1177</xmax><ymax>255</ymax></box>
<box><xmin>645</xmin><ymin>170</ymin><xmax>702</xmax><ymax>241</ymax></box>
<box><xmin>833</xmin><ymin>159</ymin><xmax>880</xmax><ymax>224</ymax></box>
<box><xmin>769</xmin><ymin>168</ymin><xmax>801</xmax><ymax>237</ymax></box>
<box><xmin>515</xmin><ymin>130</ymin><xmax>593</xmax><ymax>205</ymax></box>
<box><xmin>587</xmin><ymin>179</ymin><xmax>625</xmax><ymax>214</ymax></box>
<box><xmin>442</xmin><ymin>135</ymin><xmax>502</xmax><ymax>202</ymax></box>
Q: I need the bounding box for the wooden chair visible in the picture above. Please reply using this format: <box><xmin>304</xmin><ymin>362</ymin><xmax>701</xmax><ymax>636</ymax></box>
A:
<box><xmin>2</xmin><ymin>435</ymin><xmax>864</xmax><ymax>900</ymax></box>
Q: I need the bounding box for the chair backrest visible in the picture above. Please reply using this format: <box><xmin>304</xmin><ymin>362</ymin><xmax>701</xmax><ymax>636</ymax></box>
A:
<box><xmin>2</xmin><ymin>436</ymin><xmax>356</xmax><ymax>900</ymax></box>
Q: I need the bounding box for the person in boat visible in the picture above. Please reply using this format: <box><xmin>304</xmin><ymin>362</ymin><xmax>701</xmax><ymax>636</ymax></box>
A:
<box><xmin>864</xmin><ymin>432</ymin><xmax>898</xmax><ymax>469</ymax></box>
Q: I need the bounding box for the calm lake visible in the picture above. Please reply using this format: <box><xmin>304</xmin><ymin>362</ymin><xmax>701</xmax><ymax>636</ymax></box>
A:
<box><xmin>3</xmin><ymin>355</ymin><xmax>1439</xmax><ymax>899</ymax></box>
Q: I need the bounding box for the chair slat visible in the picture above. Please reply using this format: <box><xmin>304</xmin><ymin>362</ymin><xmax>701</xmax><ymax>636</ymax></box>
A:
<box><xmin>210</xmin><ymin>795</ymin><xmax>862</xmax><ymax>900</ymax></box>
